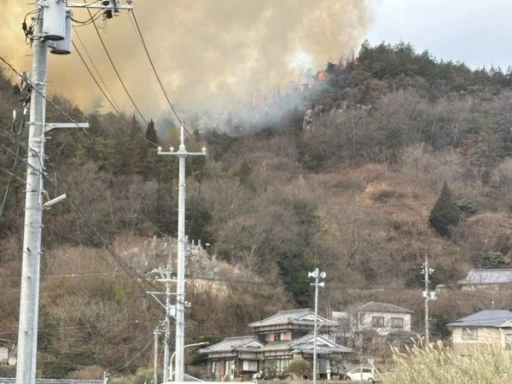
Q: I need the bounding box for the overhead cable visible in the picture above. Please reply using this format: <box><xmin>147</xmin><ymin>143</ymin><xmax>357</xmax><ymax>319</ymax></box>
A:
<box><xmin>86</xmin><ymin>6</ymin><xmax>148</xmax><ymax>124</ymax></box>
<box><xmin>130</xmin><ymin>11</ymin><xmax>196</xmax><ymax>139</ymax></box>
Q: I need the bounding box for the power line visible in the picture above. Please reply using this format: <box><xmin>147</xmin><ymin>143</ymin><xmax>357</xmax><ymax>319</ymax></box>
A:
<box><xmin>0</xmin><ymin>118</ymin><xmax>26</xmax><ymax>217</ymax></box>
<box><xmin>71</xmin><ymin>32</ymin><xmax>161</xmax><ymax>148</ymax></box>
<box><xmin>0</xmin><ymin>318</ymin><xmax>160</xmax><ymax>337</ymax></box>
<box><xmin>129</xmin><ymin>11</ymin><xmax>194</xmax><ymax>138</ymax></box>
<box><xmin>108</xmin><ymin>336</ymin><xmax>154</xmax><ymax>374</ymax></box>
<box><xmin>0</xmin><ymin>55</ymin><xmax>88</xmax><ymax>134</ymax></box>
<box><xmin>71</xmin><ymin>9</ymin><xmax>102</xmax><ymax>25</ymax></box>
<box><xmin>86</xmin><ymin>7</ymin><xmax>148</xmax><ymax>125</ymax></box>
<box><xmin>0</xmin><ymin>135</ymin><xmax>159</xmax><ymax>297</ymax></box>
<box><xmin>73</xmin><ymin>40</ymin><xmax>125</xmax><ymax>118</ymax></box>
<box><xmin>72</xmin><ymin>26</ymin><xmax>121</xmax><ymax>113</ymax></box>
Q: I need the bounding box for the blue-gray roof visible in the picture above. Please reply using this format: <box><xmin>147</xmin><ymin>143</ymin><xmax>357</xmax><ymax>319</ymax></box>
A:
<box><xmin>290</xmin><ymin>334</ymin><xmax>353</xmax><ymax>353</ymax></box>
<box><xmin>458</xmin><ymin>269</ymin><xmax>512</xmax><ymax>285</ymax></box>
<box><xmin>248</xmin><ymin>308</ymin><xmax>338</xmax><ymax>328</ymax></box>
<box><xmin>198</xmin><ymin>335</ymin><xmax>263</xmax><ymax>353</ymax></box>
<box><xmin>447</xmin><ymin>309</ymin><xmax>512</xmax><ymax>328</ymax></box>
<box><xmin>358</xmin><ymin>301</ymin><xmax>413</xmax><ymax>314</ymax></box>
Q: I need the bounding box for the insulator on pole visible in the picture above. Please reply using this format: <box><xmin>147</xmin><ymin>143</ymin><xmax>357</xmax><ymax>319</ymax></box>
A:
<box><xmin>42</xmin><ymin>0</ymin><xmax>66</xmax><ymax>41</ymax></box>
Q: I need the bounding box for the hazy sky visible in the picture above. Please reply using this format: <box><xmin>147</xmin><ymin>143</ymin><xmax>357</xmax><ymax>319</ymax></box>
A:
<box><xmin>367</xmin><ymin>0</ymin><xmax>512</xmax><ymax>70</ymax></box>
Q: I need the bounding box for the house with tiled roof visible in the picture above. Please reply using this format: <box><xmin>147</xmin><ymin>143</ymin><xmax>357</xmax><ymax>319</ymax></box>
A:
<box><xmin>447</xmin><ymin>309</ymin><xmax>512</xmax><ymax>356</ymax></box>
<box><xmin>457</xmin><ymin>269</ymin><xmax>512</xmax><ymax>290</ymax></box>
<box><xmin>333</xmin><ymin>302</ymin><xmax>416</xmax><ymax>352</ymax></box>
<box><xmin>199</xmin><ymin>308</ymin><xmax>353</xmax><ymax>380</ymax></box>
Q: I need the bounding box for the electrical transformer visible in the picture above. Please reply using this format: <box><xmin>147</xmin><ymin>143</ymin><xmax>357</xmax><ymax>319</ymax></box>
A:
<box><xmin>42</xmin><ymin>0</ymin><xmax>67</xmax><ymax>41</ymax></box>
<box><xmin>49</xmin><ymin>11</ymin><xmax>72</xmax><ymax>54</ymax></box>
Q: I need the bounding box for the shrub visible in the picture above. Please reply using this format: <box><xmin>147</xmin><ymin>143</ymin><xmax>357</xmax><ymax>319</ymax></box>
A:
<box><xmin>41</xmin><ymin>349</ymin><xmax>103</xmax><ymax>379</ymax></box>
<box><xmin>429</xmin><ymin>182</ymin><xmax>460</xmax><ymax>236</ymax></box>
<box><xmin>287</xmin><ymin>358</ymin><xmax>310</xmax><ymax>378</ymax></box>
<box><xmin>481</xmin><ymin>250</ymin><xmax>508</xmax><ymax>269</ymax></box>
<box><xmin>456</xmin><ymin>199</ymin><xmax>478</xmax><ymax>216</ymax></box>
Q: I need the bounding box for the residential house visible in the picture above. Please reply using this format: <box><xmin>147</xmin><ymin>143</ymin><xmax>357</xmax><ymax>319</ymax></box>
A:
<box><xmin>199</xmin><ymin>308</ymin><xmax>353</xmax><ymax>380</ymax></box>
<box><xmin>333</xmin><ymin>301</ymin><xmax>416</xmax><ymax>351</ymax></box>
<box><xmin>457</xmin><ymin>269</ymin><xmax>512</xmax><ymax>291</ymax></box>
<box><xmin>447</xmin><ymin>309</ymin><xmax>512</xmax><ymax>356</ymax></box>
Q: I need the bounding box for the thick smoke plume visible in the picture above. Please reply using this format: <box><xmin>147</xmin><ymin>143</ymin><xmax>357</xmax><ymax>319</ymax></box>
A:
<box><xmin>0</xmin><ymin>0</ymin><xmax>371</xmax><ymax>124</ymax></box>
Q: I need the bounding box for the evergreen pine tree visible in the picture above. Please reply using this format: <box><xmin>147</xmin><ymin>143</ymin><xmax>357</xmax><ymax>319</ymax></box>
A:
<box><xmin>429</xmin><ymin>182</ymin><xmax>460</xmax><ymax>236</ymax></box>
<box><xmin>145</xmin><ymin>119</ymin><xmax>159</xmax><ymax>147</ymax></box>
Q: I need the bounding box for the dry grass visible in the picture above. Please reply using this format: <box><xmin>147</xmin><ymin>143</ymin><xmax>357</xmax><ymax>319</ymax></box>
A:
<box><xmin>384</xmin><ymin>342</ymin><xmax>512</xmax><ymax>384</ymax></box>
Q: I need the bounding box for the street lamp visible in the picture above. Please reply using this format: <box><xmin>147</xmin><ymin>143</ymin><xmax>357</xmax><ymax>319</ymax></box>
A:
<box><xmin>168</xmin><ymin>342</ymin><xmax>209</xmax><ymax>382</ymax></box>
<box><xmin>308</xmin><ymin>268</ymin><xmax>326</xmax><ymax>384</ymax></box>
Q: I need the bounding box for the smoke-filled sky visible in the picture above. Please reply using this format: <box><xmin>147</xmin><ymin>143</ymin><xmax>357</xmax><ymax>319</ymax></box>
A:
<box><xmin>0</xmin><ymin>0</ymin><xmax>371</xmax><ymax>120</ymax></box>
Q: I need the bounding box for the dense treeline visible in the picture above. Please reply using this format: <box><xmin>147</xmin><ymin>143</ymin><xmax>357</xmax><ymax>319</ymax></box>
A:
<box><xmin>3</xmin><ymin>41</ymin><xmax>512</xmax><ymax>378</ymax></box>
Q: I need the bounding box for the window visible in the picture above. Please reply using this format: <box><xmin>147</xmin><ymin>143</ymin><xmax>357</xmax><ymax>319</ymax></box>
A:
<box><xmin>372</xmin><ymin>316</ymin><xmax>384</xmax><ymax>327</ymax></box>
<box><xmin>265</xmin><ymin>358</ymin><xmax>291</xmax><ymax>374</ymax></box>
<box><xmin>462</xmin><ymin>328</ymin><xmax>478</xmax><ymax>341</ymax></box>
<box><xmin>391</xmin><ymin>317</ymin><xmax>404</xmax><ymax>329</ymax></box>
<box><xmin>243</xmin><ymin>360</ymin><xmax>258</xmax><ymax>372</ymax></box>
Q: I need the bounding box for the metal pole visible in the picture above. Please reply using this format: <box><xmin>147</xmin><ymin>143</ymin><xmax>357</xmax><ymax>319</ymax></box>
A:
<box><xmin>163</xmin><ymin>268</ymin><xmax>171</xmax><ymax>383</ymax></box>
<box><xmin>175</xmin><ymin>126</ymin><xmax>186</xmax><ymax>383</ymax></box>
<box><xmin>313</xmin><ymin>269</ymin><xmax>319</xmax><ymax>384</ymax></box>
<box><xmin>16</xmin><ymin>5</ymin><xmax>47</xmax><ymax>383</ymax></box>
<box><xmin>308</xmin><ymin>268</ymin><xmax>325</xmax><ymax>384</ymax></box>
<box><xmin>424</xmin><ymin>255</ymin><xmax>430</xmax><ymax>346</ymax></box>
<box><xmin>154</xmin><ymin>329</ymin><xmax>159</xmax><ymax>384</ymax></box>
<box><xmin>157</xmin><ymin>128</ymin><xmax>205</xmax><ymax>383</ymax></box>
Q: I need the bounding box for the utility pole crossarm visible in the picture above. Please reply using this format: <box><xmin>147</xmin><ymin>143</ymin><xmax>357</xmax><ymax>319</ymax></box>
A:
<box><xmin>45</xmin><ymin>122</ymin><xmax>89</xmax><ymax>132</ymax></box>
<box><xmin>67</xmin><ymin>2</ymin><xmax>133</xmax><ymax>11</ymax></box>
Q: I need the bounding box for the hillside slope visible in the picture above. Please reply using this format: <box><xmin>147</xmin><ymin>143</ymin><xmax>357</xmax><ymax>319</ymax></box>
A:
<box><xmin>2</xmin><ymin>41</ymin><xmax>512</xmax><ymax>377</ymax></box>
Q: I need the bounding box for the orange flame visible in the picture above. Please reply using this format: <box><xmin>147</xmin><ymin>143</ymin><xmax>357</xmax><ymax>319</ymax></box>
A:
<box><xmin>342</xmin><ymin>56</ymin><xmax>359</xmax><ymax>68</ymax></box>
<box><xmin>317</xmin><ymin>70</ymin><xmax>326</xmax><ymax>81</ymax></box>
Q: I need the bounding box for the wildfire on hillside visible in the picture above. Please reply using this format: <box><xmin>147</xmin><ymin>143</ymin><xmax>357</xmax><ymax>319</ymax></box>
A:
<box><xmin>245</xmin><ymin>53</ymin><xmax>358</xmax><ymax>125</ymax></box>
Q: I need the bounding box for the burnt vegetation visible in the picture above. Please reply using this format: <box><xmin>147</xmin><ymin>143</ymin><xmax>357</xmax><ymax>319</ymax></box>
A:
<box><xmin>3</xmin><ymin>41</ymin><xmax>512</xmax><ymax>376</ymax></box>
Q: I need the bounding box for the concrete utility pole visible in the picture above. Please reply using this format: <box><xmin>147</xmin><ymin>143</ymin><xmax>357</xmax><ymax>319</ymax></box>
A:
<box><xmin>153</xmin><ymin>328</ymin><xmax>159</xmax><ymax>384</ymax></box>
<box><xmin>422</xmin><ymin>255</ymin><xmax>437</xmax><ymax>346</ymax></box>
<box><xmin>158</xmin><ymin>130</ymin><xmax>205</xmax><ymax>382</ymax></box>
<box><xmin>148</xmin><ymin>266</ymin><xmax>175</xmax><ymax>383</ymax></box>
<box><xmin>16</xmin><ymin>2</ymin><xmax>131</xmax><ymax>384</ymax></box>
<box><xmin>308</xmin><ymin>268</ymin><xmax>326</xmax><ymax>384</ymax></box>
<box><xmin>16</xmin><ymin>8</ymin><xmax>47</xmax><ymax>383</ymax></box>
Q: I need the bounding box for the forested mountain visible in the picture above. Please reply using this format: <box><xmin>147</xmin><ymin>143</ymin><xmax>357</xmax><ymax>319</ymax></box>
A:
<box><xmin>3</xmin><ymin>41</ymin><xmax>512</xmax><ymax>379</ymax></box>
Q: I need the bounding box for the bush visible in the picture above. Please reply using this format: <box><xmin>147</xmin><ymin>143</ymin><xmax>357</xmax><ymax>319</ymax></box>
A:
<box><xmin>287</xmin><ymin>358</ymin><xmax>310</xmax><ymax>378</ymax></box>
<box><xmin>456</xmin><ymin>199</ymin><xmax>478</xmax><ymax>216</ymax></box>
<box><xmin>41</xmin><ymin>349</ymin><xmax>103</xmax><ymax>379</ymax></box>
<box><xmin>429</xmin><ymin>182</ymin><xmax>460</xmax><ymax>236</ymax></box>
<box><xmin>481</xmin><ymin>250</ymin><xmax>508</xmax><ymax>269</ymax></box>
